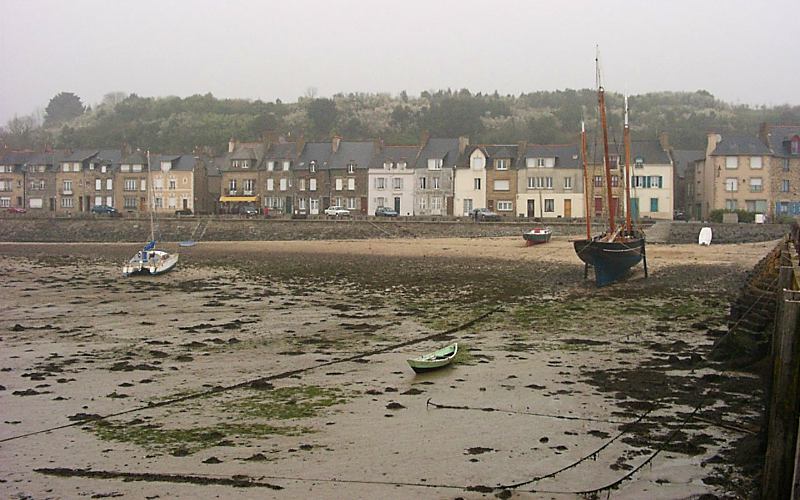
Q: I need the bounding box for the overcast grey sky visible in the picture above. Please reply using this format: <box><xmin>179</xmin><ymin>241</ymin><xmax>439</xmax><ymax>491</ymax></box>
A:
<box><xmin>1</xmin><ymin>0</ymin><xmax>797</xmax><ymax>124</ymax></box>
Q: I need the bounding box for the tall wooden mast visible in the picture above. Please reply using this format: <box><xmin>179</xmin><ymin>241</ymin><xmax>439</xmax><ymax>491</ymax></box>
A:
<box><xmin>597</xmin><ymin>55</ymin><xmax>616</xmax><ymax>233</ymax></box>
<box><xmin>581</xmin><ymin>121</ymin><xmax>592</xmax><ymax>239</ymax></box>
<box><xmin>623</xmin><ymin>95</ymin><xmax>633</xmax><ymax>233</ymax></box>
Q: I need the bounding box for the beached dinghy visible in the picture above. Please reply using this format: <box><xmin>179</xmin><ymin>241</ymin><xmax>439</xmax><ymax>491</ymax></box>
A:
<box><xmin>407</xmin><ymin>343</ymin><xmax>458</xmax><ymax>373</ymax></box>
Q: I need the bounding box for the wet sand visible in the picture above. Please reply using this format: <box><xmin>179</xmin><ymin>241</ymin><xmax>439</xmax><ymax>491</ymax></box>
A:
<box><xmin>0</xmin><ymin>237</ymin><xmax>775</xmax><ymax>498</ymax></box>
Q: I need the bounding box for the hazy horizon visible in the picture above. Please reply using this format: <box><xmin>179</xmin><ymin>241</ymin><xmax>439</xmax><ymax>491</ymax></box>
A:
<box><xmin>2</xmin><ymin>0</ymin><xmax>798</xmax><ymax>125</ymax></box>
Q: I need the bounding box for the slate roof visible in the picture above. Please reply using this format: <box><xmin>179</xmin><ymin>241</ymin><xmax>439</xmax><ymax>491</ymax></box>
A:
<box><xmin>630</xmin><ymin>140</ymin><xmax>671</xmax><ymax>164</ymax></box>
<box><xmin>483</xmin><ymin>145</ymin><xmax>518</xmax><ymax>160</ymax></box>
<box><xmin>710</xmin><ymin>135</ymin><xmax>771</xmax><ymax>156</ymax></box>
<box><xmin>371</xmin><ymin>145</ymin><xmax>420</xmax><ymax>168</ymax></box>
<box><xmin>27</xmin><ymin>151</ymin><xmax>66</xmax><ymax>171</ymax></box>
<box><xmin>63</xmin><ymin>150</ymin><xmax>98</xmax><ymax>162</ymax></box>
<box><xmin>417</xmin><ymin>138</ymin><xmax>460</xmax><ymax>169</ymax></box>
<box><xmin>0</xmin><ymin>151</ymin><xmax>37</xmax><ymax>167</ymax></box>
<box><xmin>151</xmin><ymin>154</ymin><xmax>196</xmax><ymax>172</ymax></box>
<box><xmin>327</xmin><ymin>141</ymin><xmax>377</xmax><ymax>170</ymax></box>
<box><xmin>296</xmin><ymin>142</ymin><xmax>332</xmax><ymax>171</ymax></box>
<box><xmin>521</xmin><ymin>144</ymin><xmax>581</xmax><ymax>168</ymax></box>
<box><xmin>120</xmin><ymin>151</ymin><xmax>145</xmax><ymax>165</ymax></box>
<box><xmin>671</xmin><ymin>149</ymin><xmax>704</xmax><ymax>177</ymax></box>
<box><xmin>764</xmin><ymin>125</ymin><xmax>800</xmax><ymax>158</ymax></box>
<box><xmin>265</xmin><ymin>142</ymin><xmax>297</xmax><ymax>160</ymax></box>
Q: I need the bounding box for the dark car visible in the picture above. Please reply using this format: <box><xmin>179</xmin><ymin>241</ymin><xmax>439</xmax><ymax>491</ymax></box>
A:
<box><xmin>375</xmin><ymin>206</ymin><xmax>399</xmax><ymax>217</ymax></box>
<box><xmin>91</xmin><ymin>205</ymin><xmax>120</xmax><ymax>216</ymax></box>
<box><xmin>239</xmin><ymin>204</ymin><xmax>258</xmax><ymax>217</ymax></box>
<box><xmin>471</xmin><ymin>208</ymin><xmax>500</xmax><ymax>221</ymax></box>
<box><xmin>175</xmin><ymin>208</ymin><xmax>193</xmax><ymax>216</ymax></box>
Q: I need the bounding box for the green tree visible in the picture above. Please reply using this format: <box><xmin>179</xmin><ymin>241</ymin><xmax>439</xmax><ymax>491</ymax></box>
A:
<box><xmin>44</xmin><ymin>92</ymin><xmax>85</xmax><ymax>127</ymax></box>
<box><xmin>307</xmin><ymin>98</ymin><xmax>338</xmax><ymax>139</ymax></box>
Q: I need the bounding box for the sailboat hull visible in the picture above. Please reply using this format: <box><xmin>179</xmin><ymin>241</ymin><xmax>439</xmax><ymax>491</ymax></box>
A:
<box><xmin>122</xmin><ymin>250</ymin><xmax>179</xmax><ymax>277</ymax></box>
<box><xmin>573</xmin><ymin>237</ymin><xmax>645</xmax><ymax>287</ymax></box>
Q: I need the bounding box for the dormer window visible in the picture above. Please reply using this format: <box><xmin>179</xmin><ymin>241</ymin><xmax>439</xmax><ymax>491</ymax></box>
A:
<box><xmin>267</xmin><ymin>161</ymin><xmax>275</xmax><ymax>171</ymax></box>
<box><xmin>495</xmin><ymin>159</ymin><xmax>508</xmax><ymax>170</ymax></box>
<box><xmin>309</xmin><ymin>161</ymin><xmax>317</xmax><ymax>173</ymax></box>
<box><xmin>282</xmin><ymin>161</ymin><xmax>290</xmax><ymax>171</ymax></box>
<box><xmin>428</xmin><ymin>158</ymin><xmax>443</xmax><ymax>170</ymax></box>
<box><xmin>347</xmin><ymin>162</ymin><xmax>355</xmax><ymax>174</ymax></box>
<box><xmin>232</xmin><ymin>160</ymin><xmax>250</xmax><ymax>168</ymax></box>
<box><xmin>132</xmin><ymin>164</ymin><xmax>142</xmax><ymax>172</ymax></box>
<box><xmin>792</xmin><ymin>137</ymin><xmax>800</xmax><ymax>155</ymax></box>
<box><xmin>383</xmin><ymin>161</ymin><xmax>392</xmax><ymax>170</ymax></box>
<box><xmin>634</xmin><ymin>157</ymin><xmax>644</xmax><ymax>168</ymax></box>
<box><xmin>397</xmin><ymin>161</ymin><xmax>407</xmax><ymax>169</ymax></box>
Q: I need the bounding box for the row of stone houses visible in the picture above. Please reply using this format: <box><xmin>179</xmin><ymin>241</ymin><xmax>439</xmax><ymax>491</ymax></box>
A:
<box><xmin>688</xmin><ymin>124</ymin><xmax>800</xmax><ymax>220</ymax></box>
<box><xmin>1</xmin><ymin>132</ymin><xmax>678</xmax><ymax>219</ymax></box>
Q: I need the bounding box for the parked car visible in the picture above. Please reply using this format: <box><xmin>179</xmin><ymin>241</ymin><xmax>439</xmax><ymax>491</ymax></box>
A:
<box><xmin>174</xmin><ymin>208</ymin><xmax>193</xmax><ymax>216</ymax></box>
<box><xmin>239</xmin><ymin>205</ymin><xmax>258</xmax><ymax>217</ymax></box>
<box><xmin>375</xmin><ymin>206</ymin><xmax>399</xmax><ymax>217</ymax></box>
<box><xmin>6</xmin><ymin>207</ymin><xmax>26</xmax><ymax>214</ymax></box>
<box><xmin>324</xmin><ymin>206</ymin><xmax>351</xmax><ymax>217</ymax></box>
<box><xmin>91</xmin><ymin>205</ymin><xmax>120</xmax><ymax>217</ymax></box>
<box><xmin>471</xmin><ymin>208</ymin><xmax>500</xmax><ymax>221</ymax></box>
<box><xmin>673</xmin><ymin>210</ymin><xmax>687</xmax><ymax>221</ymax></box>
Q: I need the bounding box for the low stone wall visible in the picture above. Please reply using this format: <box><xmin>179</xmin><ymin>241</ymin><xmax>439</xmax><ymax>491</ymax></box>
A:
<box><xmin>0</xmin><ymin>215</ymin><xmax>787</xmax><ymax>244</ymax></box>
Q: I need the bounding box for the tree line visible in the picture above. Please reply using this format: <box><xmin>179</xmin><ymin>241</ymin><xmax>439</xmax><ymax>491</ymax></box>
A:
<box><xmin>2</xmin><ymin>89</ymin><xmax>799</xmax><ymax>154</ymax></box>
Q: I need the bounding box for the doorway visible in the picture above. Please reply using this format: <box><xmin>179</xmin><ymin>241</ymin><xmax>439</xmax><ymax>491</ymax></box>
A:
<box><xmin>564</xmin><ymin>199</ymin><xmax>572</xmax><ymax>218</ymax></box>
<box><xmin>527</xmin><ymin>199</ymin><xmax>535</xmax><ymax>218</ymax></box>
<box><xmin>394</xmin><ymin>197</ymin><xmax>401</xmax><ymax>213</ymax></box>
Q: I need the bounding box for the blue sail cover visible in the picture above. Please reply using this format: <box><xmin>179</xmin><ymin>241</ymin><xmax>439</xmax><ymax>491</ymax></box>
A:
<box><xmin>144</xmin><ymin>240</ymin><xmax>156</xmax><ymax>251</ymax></box>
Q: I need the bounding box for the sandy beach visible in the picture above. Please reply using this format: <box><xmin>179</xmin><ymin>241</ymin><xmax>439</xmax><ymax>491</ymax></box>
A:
<box><xmin>0</xmin><ymin>236</ymin><xmax>775</xmax><ymax>499</ymax></box>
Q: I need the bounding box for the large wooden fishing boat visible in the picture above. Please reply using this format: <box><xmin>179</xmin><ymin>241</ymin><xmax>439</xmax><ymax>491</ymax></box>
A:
<box><xmin>573</xmin><ymin>55</ymin><xmax>647</xmax><ymax>287</ymax></box>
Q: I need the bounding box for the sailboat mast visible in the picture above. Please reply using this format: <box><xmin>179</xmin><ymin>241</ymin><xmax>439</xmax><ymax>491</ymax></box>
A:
<box><xmin>147</xmin><ymin>150</ymin><xmax>154</xmax><ymax>242</ymax></box>
<box><xmin>623</xmin><ymin>95</ymin><xmax>633</xmax><ymax>233</ymax></box>
<box><xmin>581</xmin><ymin>121</ymin><xmax>592</xmax><ymax>239</ymax></box>
<box><xmin>596</xmin><ymin>57</ymin><xmax>616</xmax><ymax>234</ymax></box>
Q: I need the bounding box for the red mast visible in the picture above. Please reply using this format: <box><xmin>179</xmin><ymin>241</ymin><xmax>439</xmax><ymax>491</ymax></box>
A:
<box><xmin>581</xmin><ymin>121</ymin><xmax>592</xmax><ymax>239</ymax></box>
<box><xmin>598</xmin><ymin>85</ymin><xmax>616</xmax><ymax>233</ymax></box>
<box><xmin>623</xmin><ymin>95</ymin><xmax>633</xmax><ymax>233</ymax></box>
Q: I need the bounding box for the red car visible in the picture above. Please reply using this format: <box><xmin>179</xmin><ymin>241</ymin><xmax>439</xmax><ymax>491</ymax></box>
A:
<box><xmin>7</xmin><ymin>207</ymin><xmax>26</xmax><ymax>214</ymax></box>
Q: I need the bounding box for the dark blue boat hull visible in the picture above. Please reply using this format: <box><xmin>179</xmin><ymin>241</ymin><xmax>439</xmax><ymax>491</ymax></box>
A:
<box><xmin>573</xmin><ymin>237</ymin><xmax>645</xmax><ymax>287</ymax></box>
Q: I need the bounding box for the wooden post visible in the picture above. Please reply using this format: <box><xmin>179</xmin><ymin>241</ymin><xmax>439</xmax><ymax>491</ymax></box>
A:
<box><xmin>762</xmin><ymin>263</ymin><xmax>800</xmax><ymax>500</ymax></box>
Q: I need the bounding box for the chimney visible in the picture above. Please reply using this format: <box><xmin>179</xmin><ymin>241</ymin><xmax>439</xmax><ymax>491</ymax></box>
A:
<box><xmin>458</xmin><ymin>136</ymin><xmax>469</xmax><ymax>155</ymax></box>
<box><xmin>419</xmin><ymin>130</ymin><xmax>430</xmax><ymax>147</ymax></box>
<box><xmin>228</xmin><ymin>138</ymin><xmax>236</xmax><ymax>153</ymax></box>
<box><xmin>705</xmin><ymin>132</ymin><xmax>721</xmax><ymax>158</ymax></box>
<box><xmin>658</xmin><ymin>131</ymin><xmax>670</xmax><ymax>151</ymax></box>
<box><xmin>295</xmin><ymin>134</ymin><xmax>306</xmax><ymax>157</ymax></box>
<box><xmin>332</xmin><ymin>136</ymin><xmax>342</xmax><ymax>153</ymax></box>
<box><xmin>758</xmin><ymin>122</ymin><xmax>770</xmax><ymax>145</ymax></box>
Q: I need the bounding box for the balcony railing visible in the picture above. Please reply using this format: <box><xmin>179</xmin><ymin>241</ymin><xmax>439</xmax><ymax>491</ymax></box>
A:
<box><xmin>750</xmin><ymin>186</ymin><xmax>763</xmax><ymax>192</ymax></box>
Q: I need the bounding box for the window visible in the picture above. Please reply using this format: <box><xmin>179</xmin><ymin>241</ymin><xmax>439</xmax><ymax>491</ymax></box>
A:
<box><xmin>60</xmin><ymin>197</ymin><xmax>73</xmax><ymax>208</ymax></box>
<box><xmin>463</xmin><ymin>198</ymin><xmax>473</xmax><ymax>215</ymax></box>
<box><xmin>347</xmin><ymin>178</ymin><xmax>355</xmax><ymax>190</ymax></box>
<box><xmin>650</xmin><ymin>198</ymin><xmax>659</xmax><ymax>212</ymax></box>
<box><xmin>749</xmin><ymin>178</ymin><xmax>763</xmax><ymax>192</ymax></box>
<box><xmin>229</xmin><ymin>179</ymin><xmax>237</xmax><ymax>192</ymax></box>
<box><xmin>0</xmin><ymin>166</ymin><xmax>9</xmax><ymax>173</ymax></box>
<box><xmin>280</xmin><ymin>178</ymin><xmax>287</xmax><ymax>191</ymax></box>
<box><xmin>474</xmin><ymin>178</ymin><xmax>481</xmax><ymax>190</ymax></box>
<box><xmin>123</xmin><ymin>196</ymin><xmax>137</xmax><ymax>209</ymax></box>
<box><xmin>419</xmin><ymin>177</ymin><xmax>427</xmax><ymax>189</ymax></box>
<box><xmin>334</xmin><ymin>197</ymin><xmax>343</xmax><ymax>207</ymax></box>
<box><xmin>154</xmin><ymin>197</ymin><xmax>163</xmax><ymax>208</ymax></box>
<box><xmin>309</xmin><ymin>161</ymin><xmax>316</xmax><ymax>173</ymax></box>
<box><xmin>28</xmin><ymin>198</ymin><xmax>42</xmax><ymax>209</ymax></box>
<box><xmin>120</xmin><ymin>164</ymin><xmax>130</xmax><ymax>172</ymax></box>
<box><xmin>784</xmin><ymin>159</ymin><xmax>790</xmax><ymax>172</ymax></box>
<box><xmin>494</xmin><ymin>180</ymin><xmax>510</xmax><ymax>191</ymax></box>
<box><xmin>634</xmin><ymin>157</ymin><xmax>644</xmax><ymax>168</ymax></box>
<box><xmin>282</xmin><ymin>161</ymin><xmax>290</xmax><ymax>171</ymax></box>
<box><xmin>298</xmin><ymin>198</ymin><xmax>307</xmax><ymax>209</ymax></box>
<box><xmin>428</xmin><ymin>158</ymin><xmax>442</xmax><ymax>170</ymax></box>
<box><xmin>393</xmin><ymin>178</ymin><xmax>403</xmax><ymax>190</ymax></box>
<box><xmin>750</xmin><ymin>157</ymin><xmax>762</xmax><ymax>169</ymax></box>
<box><xmin>431</xmin><ymin>197</ymin><xmax>442</xmax><ymax>211</ymax></box>
<box><xmin>792</xmin><ymin>138</ymin><xmax>800</xmax><ymax>155</ymax></box>
<box><xmin>725</xmin><ymin>199</ymin><xmax>737</xmax><ymax>210</ymax></box>
<box><xmin>140</xmin><ymin>179</ymin><xmax>146</xmax><ymax>191</ymax></box>
<box><xmin>564</xmin><ymin>177</ymin><xmax>573</xmax><ymax>189</ymax></box>
<box><xmin>299</xmin><ymin>179</ymin><xmax>306</xmax><ymax>191</ymax></box>
<box><xmin>536</xmin><ymin>158</ymin><xmax>545</xmax><ymax>167</ymax></box>
<box><xmin>782</xmin><ymin>180</ymin><xmax>790</xmax><ymax>192</ymax></box>
<box><xmin>418</xmin><ymin>197</ymin><xmax>427</xmax><ymax>210</ymax></box>
<box><xmin>594</xmin><ymin>176</ymin><xmax>603</xmax><ymax>187</ymax></box>
<box><xmin>101</xmin><ymin>165</ymin><xmax>107</xmax><ymax>173</ymax></box>
<box><xmin>168</xmin><ymin>179</ymin><xmax>176</xmax><ymax>190</ymax></box>
<box><xmin>725</xmin><ymin>178</ymin><xmax>738</xmax><ymax>192</ymax></box>
<box><xmin>95</xmin><ymin>179</ymin><xmax>102</xmax><ymax>191</ymax></box>
<box><xmin>611</xmin><ymin>175</ymin><xmax>619</xmax><ymax>187</ymax></box>
<box><xmin>376</xmin><ymin>196</ymin><xmax>385</xmax><ymax>207</ymax></box>
<box><xmin>497</xmin><ymin>201</ymin><xmax>513</xmax><ymax>211</ymax></box>
<box><xmin>0</xmin><ymin>197</ymin><xmax>10</xmax><ymax>207</ymax></box>
<box><xmin>62</xmin><ymin>164</ymin><xmax>70</xmax><ymax>172</ymax></box>
<box><xmin>132</xmin><ymin>164</ymin><xmax>142</xmax><ymax>172</ymax></box>
<box><xmin>309</xmin><ymin>179</ymin><xmax>317</xmax><ymax>191</ymax></box>
<box><xmin>725</xmin><ymin>156</ymin><xmax>738</xmax><ymax>169</ymax></box>
<box><xmin>527</xmin><ymin>177</ymin><xmax>552</xmax><ymax>189</ymax></box>
<box><xmin>160</xmin><ymin>161</ymin><xmax>170</xmax><ymax>171</ymax></box>
<box><xmin>495</xmin><ymin>159</ymin><xmax>508</xmax><ymax>170</ymax></box>
<box><xmin>63</xmin><ymin>180</ymin><xmax>73</xmax><ymax>193</ymax></box>
<box><xmin>335</xmin><ymin>178</ymin><xmax>343</xmax><ymax>191</ymax></box>
<box><xmin>648</xmin><ymin>176</ymin><xmax>663</xmax><ymax>188</ymax></box>
<box><xmin>168</xmin><ymin>195</ymin><xmax>177</xmax><ymax>209</ymax></box>
<box><xmin>244</xmin><ymin>179</ymin><xmax>255</xmax><ymax>193</ymax></box>
<box><xmin>779</xmin><ymin>202</ymin><xmax>790</xmax><ymax>214</ymax></box>
<box><xmin>432</xmin><ymin>177</ymin><xmax>440</xmax><ymax>189</ymax></box>
<box><xmin>544</xmin><ymin>199</ymin><xmax>554</xmax><ymax>212</ymax></box>
<box><xmin>267</xmin><ymin>161</ymin><xmax>275</xmax><ymax>171</ymax></box>
<box><xmin>106</xmin><ymin>196</ymin><xmax>113</xmax><ymax>206</ymax></box>
<box><xmin>347</xmin><ymin>163</ymin><xmax>355</xmax><ymax>174</ymax></box>
<box><xmin>124</xmin><ymin>179</ymin><xmax>137</xmax><ymax>191</ymax></box>
<box><xmin>397</xmin><ymin>161</ymin><xmax>407</xmax><ymax>169</ymax></box>
<box><xmin>267</xmin><ymin>179</ymin><xmax>274</xmax><ymax>191</ymax></box>
<box><xmin>310</xmin><ymin>198</ymin><xmax>319</xmax><ymax>212</ymax></box>
<box><xmin>472</xmin><ymin>156</ymin><xmax>485</xmax><ymax>169</ymax></box>
<box><xmin>375</xmin><ymin>177</ymin><xmax>386</xmax><ymax>189</ymax></box>
<box><xmin>746</xmin><ymin>200</ymin><xmax>768</xmax><ymax>213</ymax></box>
<box><xmin>106</xmin><ymin>179</ymin><xmax>113</xmax><ymax>190</ymax></box>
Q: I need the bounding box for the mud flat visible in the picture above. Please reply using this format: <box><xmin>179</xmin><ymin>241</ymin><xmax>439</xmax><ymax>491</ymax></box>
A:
<box><xmin>0</xmin><ymin>237</ymin><xmax>777</xmax><ymax>498</ymax></box>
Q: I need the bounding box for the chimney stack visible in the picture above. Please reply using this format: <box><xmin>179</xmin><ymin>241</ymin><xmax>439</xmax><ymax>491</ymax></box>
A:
<box><xmin>228</xmin><ymin>138</ymin><xmax>236</xmax><ymax>153</ymax></box>
<box><xmin>758</xmin><ymin>122</ymin><xmax>770</xmax><ymax>145</ymax></box>
<box><xmin>705</xmin><ymin>132</ymin><xmax>721</xmax><ymax>158</ymax></box>
<box><xmin>658</xmin><ymin>131</ymin><xmax>670</xmax><ymax>151</ymax></box>
<box><xmin>332</xmin><ymin>136</ymin><xmax>342</xmax><ymax>153</ymax></box>
<box><xmin>458</xmin><ymin>136</ymin><xmax>470</xmax><ymax>155</ymax></box>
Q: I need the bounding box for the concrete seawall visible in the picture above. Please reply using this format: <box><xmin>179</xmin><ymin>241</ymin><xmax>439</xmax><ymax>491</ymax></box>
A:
<box><xmin>0</xmin><ymin>216</ymin><xmax>789</xmax><ymax>244</ymax></box>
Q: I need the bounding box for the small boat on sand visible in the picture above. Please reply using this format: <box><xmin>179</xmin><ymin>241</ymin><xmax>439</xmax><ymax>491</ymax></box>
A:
<box><xmin>407</xmin><ymin>343</ymin><xmax>458</xmax><ymax>373</ymax></box>
<box><xmin>523</xmin><ymin>227</ymin><xmax>552</xmax><ymax>246</ymax></box>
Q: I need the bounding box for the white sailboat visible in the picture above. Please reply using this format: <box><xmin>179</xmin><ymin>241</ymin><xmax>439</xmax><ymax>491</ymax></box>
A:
<box><xmin>122</xmin><ymin>152</ymin><xmax>179</xmax><ymax>277</ymax></box>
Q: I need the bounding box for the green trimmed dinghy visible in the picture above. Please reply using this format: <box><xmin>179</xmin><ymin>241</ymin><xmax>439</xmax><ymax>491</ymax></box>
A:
<box><xmin>407</xmin><ymin>343</ymin><xmax>458</xmax><ymax>373</ymax></box>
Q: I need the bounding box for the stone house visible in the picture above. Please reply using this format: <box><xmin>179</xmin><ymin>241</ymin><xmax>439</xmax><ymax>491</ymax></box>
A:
<box><xmin>0</xmin><ymin>151</ymin><xmax>35</xmax><ymax>210</ymax></box>
<box><xmin>86</xmin><ymin>150</ymin><xmax>120</xmax><ymax>209</ymax></box>
<box><xmin>368</xmin><ymin>145</ymin><xmax>419</xmax><ymax>216</ymax></box>
<box><xmin>325</xmin><ymin>139</ymin><xmax>377</xmax><ymax>215</ymax></box>
<box><xmin>454</xmin><ymin>146</ymin><xmax>488</xmax><ymax>217</ymax></box>
<box><xmin>483</xmin><ymin>145</ymin><xmax>519</xmax><ymax>217</ymax></box>
<box><xmin>115</xmin><ymin>151</ymin><xmax>148</xmax><ymax>215</ymax></box>
<box><xmin>627</xmin><ymin>139</ymin><xmax>674</xmax><ymax>220</ymax></box>
<box><xmin>24</xmin><ymin>151</ymin><xmax>63</xmax><ymax>213</ymax></box>
<box><xmin>516</xmin><ymin>143</ymin><xmax>582</xmax><ymax>219</ymax></box>
<box><xmin>759</xmin><ymin>124</ymin><xmax>800</xmax><ymax>218</ymax></box>
<box><xmin>149</xmin><ymin>154</ymin><xmax>200</xmax><ymax>214</ymax></box>
<box><xmin>413</xmin><ymin>137</ymin><xmax>467</xmax><ymax>216</ymax></box>
<box><xmin>294</xmin><ymin>141</ymin><xmax>333</xmax><ymax>216</ymax></box>
<box><xmin>219</xmin><ymin>141</ymin><xmax>265</xmax><ymax>214</ymax></box>
<box><xmin>56</xmin><ymin>150</ymin><xmax>99</xmax><ymax>214</ymax></box>
<box><xmin>262</xmin><ymin>141</ymin><xmax>300</xmax><ymax>216</ymax></box>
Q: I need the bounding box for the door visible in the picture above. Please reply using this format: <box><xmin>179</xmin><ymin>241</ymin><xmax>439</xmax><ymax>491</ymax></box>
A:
<box><xmin>394</xmin><ymin>197</ymin><xmax>401</xmax><ymax>213</ymax></box>
<box><xmin>564</xmin><ymin>199</ymin><xmax>572</xmax><ymax>218</ymax></box>
<box><xmin>594</xmin><ymin>197</ymin><xmax>603</xmax><ymax>217</ymax></box>
<box><xmin>285</xmin><ymin>196</ymin><xmax>292</xmax><ymax>214</ymax></box>
<box><xmin>630</xmin><ymin>198</ymin><xmax>640</xmax><ymax>220</ymax></box>
<box><xmin>182</xmin><ymin>198</ymin><xmax>188</xmax><ymax>209</ymax></box>
<box><xmin>361</xmin><ymin>197</ymin><xmax>368</xmax><ymax>214</ymax></box>
<box><xmin>49</xmin><ymin>197</ymin><xmax>55</xmax><ymax>211</ymax></box>
<box><xmin>310</xmin><ymin>198</ymin><xmax>319</xmax><ymax>215</ymax></box>
<box><xmin>323</xmin><ymin>197</ymin><xmax>330</xmax><ymax>210</ymax></box>
<box><xmin>527</xmin><ymin>199</ymin><xmax>535</xmax><ymax>218</ymax></box>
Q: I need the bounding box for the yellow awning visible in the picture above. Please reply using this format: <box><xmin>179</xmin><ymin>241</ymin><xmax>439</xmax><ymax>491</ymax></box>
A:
<box><xmin>219</xmin><ymin>196</ymin><xmax>258</xmax><ymax>202</ymax></box>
